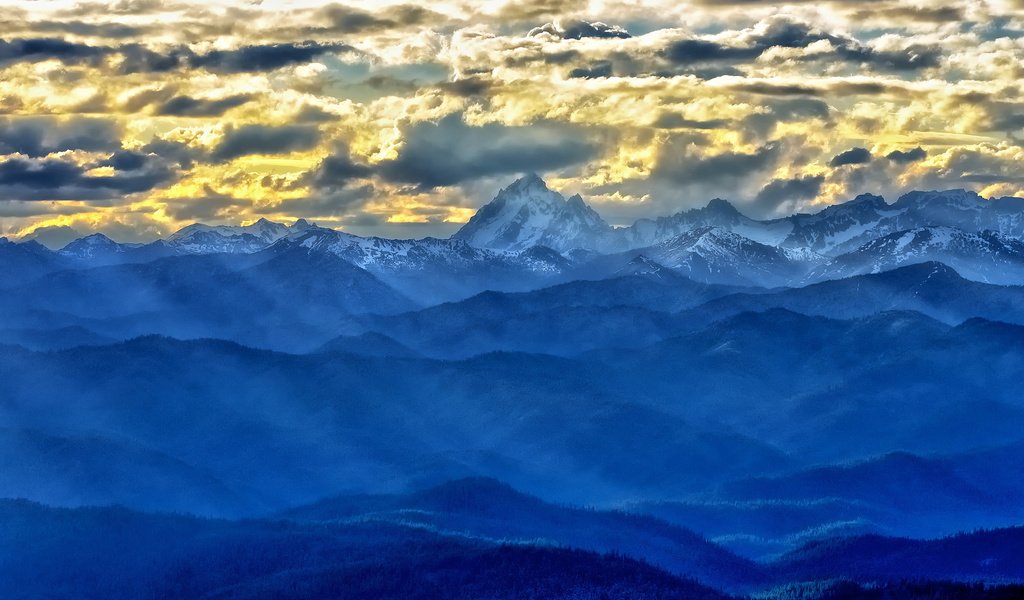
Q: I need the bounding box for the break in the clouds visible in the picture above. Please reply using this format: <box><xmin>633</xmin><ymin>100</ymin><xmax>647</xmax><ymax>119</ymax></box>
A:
<box><xmin>0</xmin><ymin>0</ymin><xmax>1023</xmax><ymax>240</ymax></box>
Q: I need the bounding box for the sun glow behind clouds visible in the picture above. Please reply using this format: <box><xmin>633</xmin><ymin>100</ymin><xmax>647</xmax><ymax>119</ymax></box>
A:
<box><xmin>0</xmin><ymin>0</ymin><xmax>1021</xmax><ymax>242</ymax></box>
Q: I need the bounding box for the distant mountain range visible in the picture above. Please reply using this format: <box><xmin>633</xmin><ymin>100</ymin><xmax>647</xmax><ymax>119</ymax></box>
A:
<box><xmin>5</xmin><ymin>176</ymin><xmax>1024</xmax><ymax>304</ymax></box>
<box><xmin>3</xmin><ymin>175</ymin><xmax>1024</xmax><ymax>598</ymax></box>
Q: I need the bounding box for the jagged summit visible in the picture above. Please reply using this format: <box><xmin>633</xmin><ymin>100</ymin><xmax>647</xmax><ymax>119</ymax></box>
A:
<box><xmin>847</xmin><ymin>193</ymin><xmax>888</xmax><ymax>209</ymax></box>
<box><xmin>704</xmin><ymin>197</ymin><xmax>743</xmax><ymax>217</ymax></box>
<box><xmin>452</xmin><ymin>174</ymin><xmax>612</xmax><ymax>253</ymax></box>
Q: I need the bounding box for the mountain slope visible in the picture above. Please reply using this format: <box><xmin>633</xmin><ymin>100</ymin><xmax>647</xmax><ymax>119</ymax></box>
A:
<box><xmin>0</xmin><ymin>499</ymin><xmax>732</xmax><ymax>600</ymax></box>
<box><xmin>811</xmin><ymin>226</ymin><xmax>1024</xmax><ymax>285</ymax></box>
<box><xmin>279</xmin><ymin>477</ymin><xmax>766</xmax><ymax>590</ymax></box>
<box><xmin>166</xmin><ymin>217</ymin><xmax>312</xmax><ymax>254</ymax></box>
<box><xmin>685</xmin><ymin>262</ymin><xmax>1024</xmax><ymax>326</ymax></box>
<box><xmin>0</xmin><ymin>337</ymin><xmax>791</xmax><ymax>513</ymax></box>
<box><xmin>775</xmin><ymin>526</ymin><xmax>1024</xmax><ymax>583</ymax></box>
<box><xmin>329</xmin><ymin>273</ymin><xmax>739</xmax><ymax>357</ymax></box>
<box><xmin>278</xmin><ymin>226</ymin><xmax>571</xmax><ymax>304</ymax></box>
<box><xmin>453</xmin><ymin>174</ymin><xmax>613</xmax><ymax>253</ymax></box>
<box><xmin>0</xmin><ymin>249</ymin><xmax>415</xmax><ymax>350</ymax></box>
<box><xmin>623</xmin><ymin>198</ymin><xmax>794</xmax><ymax>248</ymax></box>
<box><xmin>0</xmin><ymin>237</ymin><xmax>67</xmax><ymax>288</ymax></box>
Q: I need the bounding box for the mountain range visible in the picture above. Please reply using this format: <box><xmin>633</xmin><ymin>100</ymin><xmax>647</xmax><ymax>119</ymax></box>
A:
<box><xmin>3</xmin><ymin>174</ymin><xmax>1024</xmax><ymax>598</ymax></box>
<box><xmin>6</xmin><ymin>176</ymin><xmax>1024</xmax><ymax>304</ymax></box>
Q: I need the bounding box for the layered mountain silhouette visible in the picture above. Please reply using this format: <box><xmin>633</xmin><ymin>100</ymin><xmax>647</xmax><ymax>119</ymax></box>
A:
<box><xmin>3</xmin><ymin>174</ymin><xmax>1024</xmax><ymax>598</ymax></box>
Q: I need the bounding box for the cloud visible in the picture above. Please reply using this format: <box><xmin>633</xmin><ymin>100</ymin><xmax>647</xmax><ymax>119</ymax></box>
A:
<box><xmin>652</xmin><ymin>113</ymin><xmax>731</xmax><ymax>130</ymax></box>
<box><xmin>211</xmin><ymin>124</ymin><xmax>321</xmax><ymax>161</ymax></box>
<box><xmin>190</xmin><ymin>41</ymin><xmax>356</xmax><ymax>73</ymax></box>
<box><xmin>886</xmin><ymin>147</ymin><xmax>927</xmax><ymax>163</ymax></box>
<box><xmin>154</xmin><ymin>94</ymin><xmax>255</xmax><ymax>117</ymax></box>
<box><xmin>304</xmin><ymin>149</ymin><xmax>374</xmax><ymax>189</ymax></box>
<box><xmin>529</xmin><ymin>19</ymin><xmax>631</xmax><ymax>40</ymax></box>
<box><xmin>0</xmin><ymin>37</ymin><xmax>108</xmax><ymax>66</ymax></box>
<box><xmin>313</xmin><ymin>4</ymin><xmax>439</xmax><ymax>34</ymax></box>
<box><xmin>751</xmin><ymin>174</ymin><xmax>824</xmax><ymax>217</ymax></box>
<box><xmin>20</xmin><ymin>224</ymin><xmax>84</xmax><ymax>249</ymax></box>
<box><xmin>374</xmin><ymin>113</ymin><xmax>604</xmax><ymax>188</ymax></box>
<box><xmin>653</xmin><ymin>140</ymin><xmax>782</xmax><ymax>185</ymax></box>
<box><xmin>852</xmin><ymin>6</ymin><xmax>965</xmax><ymax>23</ymax></box>
<box><xmin>663</xmin><ymin>18</ymin><xmax>942</xmax><ymax>72</ymax></box>
<box><xmin>665</xmin><ymin>39</ymin><xmax>756</xmax><ymax>63</ymax></box>
<box><xmin>436</xmin><ymin>78</ymin><xmax>493</xmax><ymax>97</ymax></box>
<box><xmin>116</xmin><ymin>43</ymin><xmax>195</xmax><ymax>74</ymax></box>
<box><xmin>568</xmin><ymin>62</ymin><xmax>613</xmax><ymax>79</ymax></box>
<box><xmin>0</xmin><ymin>153</ymin><xmax>175</xmax><ymax>201</ymax></box>
<box><xmin>285</xmin><ymin>184</ymin><xmax>377</xmax><ymax>217</ymax></box>
<box><xmin>0</xmin><ymin>117</ymin><xmax>121</xmax><ymax>157</ymax></box>
<box><xmin>160</xmin><ymin>186</ymin><xmax>252</xmax><ymax>221</ymax></box>
<box><xmin>139</xmin><ymin>138</ymin><xmax>205</xmax><ymax>170</ymax></box>
<box><xmin>829</xmin><ymin>147</ymin><xmax>872</xmax><ymax>167</ymax></box>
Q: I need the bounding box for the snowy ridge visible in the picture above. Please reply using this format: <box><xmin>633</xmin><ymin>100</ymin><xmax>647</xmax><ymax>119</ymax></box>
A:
<box><xmin>810</xmin><ymin>226</ymin><xmax>1024</xmax><ymax>285</ymax></box>
<box><xmin>167</xmin><ymin>218</ymin><xmax>313</xmax><ymax>254</ymax></box>
<box><xmin>22</xmin><ymin>176</ymin><xmax>1024</xmax><ymax>291</ymax></box>
<box><xmin>59</xmin><ymin>234</ymin><xmax>128</xmax><ymax>259</ymax></box>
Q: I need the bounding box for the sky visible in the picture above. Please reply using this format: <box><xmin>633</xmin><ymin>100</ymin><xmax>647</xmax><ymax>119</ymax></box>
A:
<box><xmin>1</xmin><ymin>0</ymin><xmax>1023</xmax><ymax>245</ymax></box>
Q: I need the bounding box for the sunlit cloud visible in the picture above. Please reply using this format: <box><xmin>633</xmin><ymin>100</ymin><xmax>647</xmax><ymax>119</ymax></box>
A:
<box><xmin>0</xmin><ymin>0</ymin><xmax>1022</xmax><ymax>241</ymax></box>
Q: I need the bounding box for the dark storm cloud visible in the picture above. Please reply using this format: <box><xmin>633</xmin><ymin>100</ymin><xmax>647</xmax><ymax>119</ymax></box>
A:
<box><xmin>211</xmin><ymin>124</ymin><xmax>322</xmax><ymax>161</ymax></box>
<box><xmin>980</xmin><ymin>101</ymin><xmax>1024</xmax><ymax>133</ymax></box>
<box><xmin>529</xmin><ymin>19</ymin><xmax>631</xmax><ymax>40</ymax></box>
<box><xmin>102</xmin><ymin>150</ymin><xmax>149</xmax><ymax>171</ymax></box>
<box><xmin>568</xmin><ymin>62</ymin><xmax>613</xmax><ymax>79</ymax></box>
<box><xmin>161</xmin><ymin>186</ymin><xmax>251</xmax><ymax>221</ymax></box>
<box><xmin>752</xmin><ymin>174</ymin><xmax>824</xmax><ymax>216</ymax></box>
<box><xmin>287</xmin><ymin>184</ymin><xmax>377</xmax><ymax>217</ymax></box>
<box><xmin>829</xmin><ymin>147</ymin><xmax>872</xmax><ymax>166</ymax></box>
<box><xmin>189</xmin><ymin>41</ymin><xmax>356</xmax><ymax>73</ymax></box>
<box><xmin>374</xmin><ymin>114</ymin><xmax>603</xmax><ymax>189</ymax></box>
<box><xmin>436</xmin><ymin>77</ymin><xmax>493</xmax><ymax>97</ymax></box>
<box><xmin>139</xmin><ymin>138</ymin><xmax>205</xmax><ymax>170</ymax></box>
<box><xmin>739</xmin><ymin>99</ymin><xmax>831</xmax><ymax>142</ymax></box>
<box><xmin>654</xmin><ymin>141</ymin><xmax>782</xmax><ymax>185</ymax></box>
<box><xmin>730</xmin><ymin>81</ymin><xmax>822</xmax><ymax>96</ymax></box>
<box><xmin>886</xmin><ymin>147</ymin><xmax>927</xmax><ymax>163</ymax></box>
<box><xmin>930</xmin><ymin>147</ymin><xmax>1024</xmax><ymax>185</ymax></box>
<box><xmin>117</xmin><ymin>44</ymin><xmax>196</xmax><ymax>74</ymax></box>
<box><xmin>652</xmin><ymin>113</ymin><xmax>732</xmax><ymax>130</ymax></box>
<box><xmin>0</xmin><ymin>154</ymin><xmax>175</xmax><ymax>201</ymax></box>
<box><xmin>0</xmin><ymin>117</ymin><xmax>121</xmax><ymax>156</ymax></box>
<box><xmin>836</xmin><ymin>44</ymin><xmax>942</xmax><ymax>71</ymax></box>
<box><xmin>0</xmin><ymin>37</ymin><xmax>109</xmax><ymax>67</ymax></box>
<box><xmin>293</xmin><ymin>105</ymin><xmax>339</xmax><ymax>123</ymax></box>
<box><xmin>304</xmin><ymin>150</ymin><xmax>374</xmax><ymax>189</ymax></box>
<box><xmin>154</xmin><ymin>94</ymin><xmax>255</xmax><ymax>117</ymax></box>
<box><xmin>0</xmin><ymin>37</ymin><xmax>354</xmax><ymax>74</ymax></box>
<box><xmin>730</xmin><ymin>78</ymin><xmax>907</xmax><ymax>98</ymax></box>
<box><xmin>666</xmin><ymin>39</ymin><xmax>758</xmax><ymax>63</ymax></box>
<box><xmin>561</xmin><ymin>20</ymin><xmax>630</xmax><ymax>40</ymax></box>
<box><xmin>312</xmin><ymin>4</ymin><xmax>440</xmax><ymax>34</ymax></box>
<box><xmin>663</xmin><ymin>19</ymin><xmax>941</xmax><ymax>72</ymax></box>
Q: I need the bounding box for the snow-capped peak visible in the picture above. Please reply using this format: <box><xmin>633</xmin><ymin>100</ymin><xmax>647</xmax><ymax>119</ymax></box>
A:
<box><xmin>59</xmin><ymin>233</ymin><xmax>124</xmax><ymax>258</ymax></box>
<box><xmin>452</xmin><ymin>174</ymin><xmax>612</xmax><ymax>253</ymax></box>
<box><xmin>167</xmin><ymin>218</ymin><xmax>302</xmax><ymax>254</ymax></box>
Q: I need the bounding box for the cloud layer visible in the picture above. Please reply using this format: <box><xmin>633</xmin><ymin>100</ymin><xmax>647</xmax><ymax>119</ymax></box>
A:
<box><xmin>1</xmin><ymin>0</ymin><xmax>1022</xmax><ymax>239</ymax></box>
